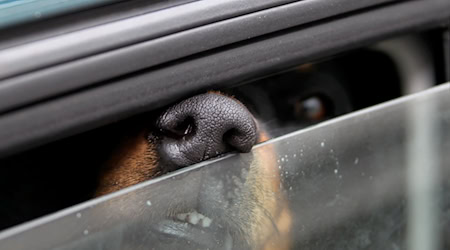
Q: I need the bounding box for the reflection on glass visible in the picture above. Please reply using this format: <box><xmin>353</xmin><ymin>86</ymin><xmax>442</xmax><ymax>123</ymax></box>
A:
<box><xmin>0</xmin><ymin>83</ymin><xmax>449</xmax><ymax>249</ymax></box>
<box><xmin>0</xmin><ymin>0</ymin><xmax>121</xmax><ymax>29</ymax></box>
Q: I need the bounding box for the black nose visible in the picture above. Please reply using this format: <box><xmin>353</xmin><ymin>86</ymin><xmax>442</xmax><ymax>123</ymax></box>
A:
<box><xmin>155</xmin><ymin>93</ymin><xmax>257</xmax><ymax>169</ymax></box>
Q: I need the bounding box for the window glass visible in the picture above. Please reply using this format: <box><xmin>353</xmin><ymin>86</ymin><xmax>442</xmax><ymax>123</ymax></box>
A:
<box><xmin>0</xmin><ymin>0</ymin><xmax>123</xmax><ymax>28</ymax></box>
<box><xmin>0</xmin><ymin>83</ymin><xmax>448</xmax><ymax>250</ymax></box>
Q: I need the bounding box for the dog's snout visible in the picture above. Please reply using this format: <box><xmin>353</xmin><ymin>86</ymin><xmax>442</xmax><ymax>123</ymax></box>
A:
<box><xmin>156</xmin><ymin>93</ymin><xmax>257</xmax><ymax>169</ymax></box>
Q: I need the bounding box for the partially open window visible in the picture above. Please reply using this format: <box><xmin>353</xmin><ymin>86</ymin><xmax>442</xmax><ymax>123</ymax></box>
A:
<box><xmin>0</xmin><ymin>17</ymin><xmax>449</xmax><ymax>249</ymax></box>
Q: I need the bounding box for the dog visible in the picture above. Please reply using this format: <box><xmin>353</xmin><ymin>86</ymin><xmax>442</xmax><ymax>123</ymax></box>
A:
<box><xmin>91</xmin><ymin>67</ymin><xmax>354</xmax><ymax>249</ymax></box>
<box><xmin>94</xmin><ymin>91</ymin><xmax>292</xmax><ymax>249</ymax></box>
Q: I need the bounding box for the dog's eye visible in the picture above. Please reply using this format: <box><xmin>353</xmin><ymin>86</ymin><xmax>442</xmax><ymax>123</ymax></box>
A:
<box><xmin>293</xmin><ymin>95</ymin><xmax>330</xmax><ymax>122</ymax></box>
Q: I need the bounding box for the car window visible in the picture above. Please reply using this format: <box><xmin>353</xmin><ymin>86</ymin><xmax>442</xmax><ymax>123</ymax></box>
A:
<box><xmin>1</xmin><ymin>82</ymin><xmax>448</xmax><ymax>250</ymax></box>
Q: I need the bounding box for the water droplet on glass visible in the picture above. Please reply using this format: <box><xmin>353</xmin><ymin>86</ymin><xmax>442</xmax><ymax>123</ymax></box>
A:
<box><xmin>146</xmin><ymin>200</ymin><xmax>152</xmax><ymax>206</ymax></box>
<box><xmin>76</xmin><ymin>213</ymin><xmax>81</xmax><ymax>218</ymax></box>
<box><xmin>83</xmin><ymin>230</ymin><xmax>89</xmax><ymax>235</ymax></box>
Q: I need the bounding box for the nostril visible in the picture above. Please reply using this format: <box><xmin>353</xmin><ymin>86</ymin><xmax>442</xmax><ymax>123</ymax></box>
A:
<box><xmin>159</xmin><ymin>116</ymin><xmax>196</xmax><ymax>140</ymax></box>
<box><xmin>223</xmin><ymin>127</ymin><xmax>255</xmax><ymax>153</ymax></box>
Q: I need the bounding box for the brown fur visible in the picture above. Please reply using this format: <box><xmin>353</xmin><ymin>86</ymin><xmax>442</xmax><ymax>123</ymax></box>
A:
<box><xmin>95</xmin><ymin>130</ymin><xmax>158</xmax><ymax>196</ymax></box>
<box><xmin>247</xmin><ymin>132</ymin><xmax>292</xmax><ymax>249</ymax></box>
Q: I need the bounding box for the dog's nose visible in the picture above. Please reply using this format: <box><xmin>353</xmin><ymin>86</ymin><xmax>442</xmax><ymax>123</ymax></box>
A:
<box><xmin>156</xmin><ymin>92</ymin><xmax>257</xmax><ymax>170</ymax></box>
